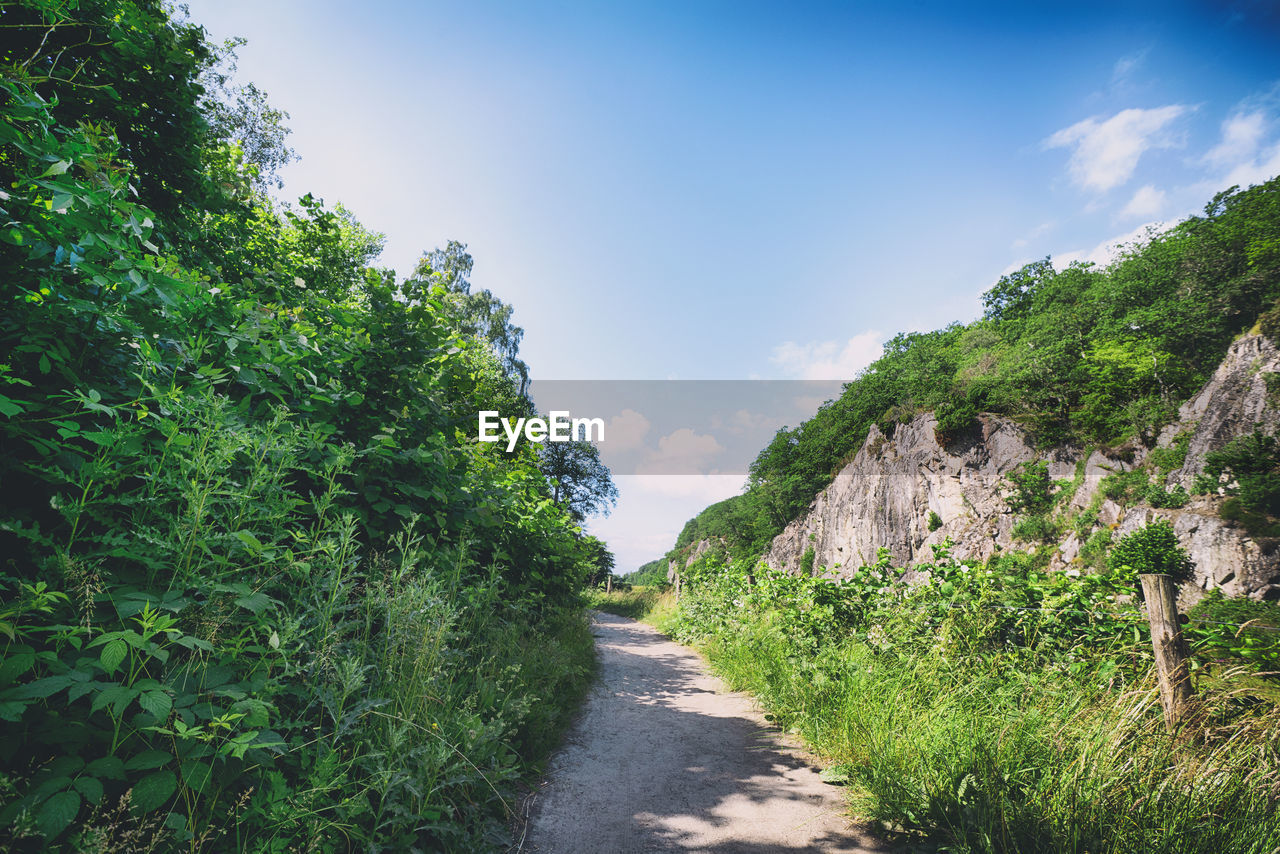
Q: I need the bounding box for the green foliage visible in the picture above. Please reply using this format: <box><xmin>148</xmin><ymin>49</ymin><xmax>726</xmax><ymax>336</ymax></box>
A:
<box><xmin>1257</xmin><ymin>300</ymin><xmax>1280</xmax><ymax>343</ymax></box>
<box><xmin>1107</xmin><ymin>521</ymin><xmax>1194</xmax><ymax>583</ymax></box>
<box><xmin>934</xmin><ymin>394</ymin><xmax>980</xmax><ymax>445</ymax></box>
<box><xmin>0</xmin><ymin>17</ymin><xmax>604</xmax><ymax>850</ymax></box>
<box><xmin>1144</xmin><ymin>482</ymin><xmax>1190</xmax><ymax>508</ymax></box>
<box><xmin>799</xmin><ymin>547</ymin><xmax>816</xmax><ymax>576</ymax></box>
<box><xmin>1147</xmin><ymin>432</ymin><xmax>1190</xmax><ymax>476</ymax></box>
<box><xmin>1187</xmin><ymin>590</ymin><xmax>1280</xmax><ymax>671</ymax></box>
<box><xmin>927</xmin><ymin>510</ymin><xmax>943</xmax><ymax>532</ymax></box>
<box><xmin>1078</xmin><ymin>528</ymin><xmax>1113</xmax><ymax>568</ymax></box>
<box><xmin>538</xmin><ymin>439</ymin><xmax>618</xmax><ymax>523</ymax></box>
<box><xmin>584</xmin><ymin>587</ymin><xmax>674</xmax><ymax>621</ymax></box>
<box><xmin>665</xmin><ymin>543</ymin><xmax>1280</xmax><ymax>853</ymax></box>
<box><xmin>1218</xmin><ymin>497</ymin><xmax>1280</xmax><ymax>538</ymax></box>
<box><xmin>1197</xmin><ymin>430</ymin><xmax>1280</xmax><ymax>519</ymax></box>
<box><xmin>1012</xmin><ymin>514</ymin><xmax>1061</xmax><ymax>543</ymax></box>
<box><xmin>623</xmin><ymin>558</ymin><xmax>670</xmax><ymax>587</ymax></box>
<box><xmin>1005</xmin><ymin>461</ymin><xmax>1057</xmax><ymax>515</ymax></box>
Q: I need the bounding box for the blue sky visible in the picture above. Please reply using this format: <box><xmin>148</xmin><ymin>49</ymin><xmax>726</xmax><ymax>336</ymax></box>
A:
<box><xmin>186</xmin><ymin>1</ymin><xmax>1280</xmax><ymax>571</ymax></box>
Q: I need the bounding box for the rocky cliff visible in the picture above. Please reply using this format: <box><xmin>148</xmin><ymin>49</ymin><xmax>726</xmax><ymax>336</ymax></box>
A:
<box><xmin>763</xmin><ymin>333</ymin><xmax>1280</xmax><ymax>603</ymax></box>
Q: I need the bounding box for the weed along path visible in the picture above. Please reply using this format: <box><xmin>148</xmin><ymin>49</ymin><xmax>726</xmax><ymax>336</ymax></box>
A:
<box><xmin>522</xmin><ymin>612</ymin><xmax>887</xmax><ymax>853</ymax></box>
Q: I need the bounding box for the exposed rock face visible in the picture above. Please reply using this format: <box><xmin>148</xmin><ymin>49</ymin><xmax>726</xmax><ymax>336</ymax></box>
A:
<box><xmin>763</xmin><ymin>334</ymin><xmax>1280</xmax><ymax>603</ymax></box>
<box><xmin>763</xmin><ymin>413</ymin><xmax>1121</xmax><ymax>575</ymax></box>
<box><xmin>668</xmin><ymin>537</ymin><xmax>717</xmax><ymax>584</ymax></box>
<box><xmin>1163</xmin><ymin>333</ymin><xmax>1280</xmax><ymax>489</ymax></box>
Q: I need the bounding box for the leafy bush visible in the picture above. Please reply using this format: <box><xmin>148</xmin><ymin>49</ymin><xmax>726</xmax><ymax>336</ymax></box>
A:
<box><xmin>1219</xmin><ymin>497</ymin><xmax>1280</xmax><ymax>537</ymax></box>
<box><xmin>1107</xmin><ymin>520</ymin><xmax>1194</xmax><ymax>582</ymax></box>
<box><xmin>1187</xmin><ymin>590</ymin><xmax>1280</xmax><ymax>671</ymax></box>
<box><xmin>1145</xmin><ymin>483</ymin><xmax>1190</xmax><ymax>508</ymax></box>
<box><xmin>1197</xmin><ymin>430</ymin><xmax>1280</xmax><ymax>516</ymax></box>
<box><xmin>1004</xmin><ymin>461</ymin><xmax>1057</xmax><ymax>516</ymax></box>
<box><xmin>0</xmin><ymin>14</ymin><xmax>600</xmax><ymax>849</ymax></box>
<box><xmin>1012</xmin><ymin>514</ymin><xmax>1060</xmax><ymax>543</ymax></box>
<box><xmin>934</xmin><ymin>396</ymin><xmax>979</xmax><ymax>445</ymax></box>
<box><xmin>1147</xmin><ymin>433</ymin><xmax>1190</xmax><ymax>476</ymax></box>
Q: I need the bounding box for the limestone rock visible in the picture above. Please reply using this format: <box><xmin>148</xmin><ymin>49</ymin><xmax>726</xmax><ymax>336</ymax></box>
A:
<box><xmin>762</xmin><ymin>335</ymin><xmax>1280</xmax><ymax>602</ymax></box>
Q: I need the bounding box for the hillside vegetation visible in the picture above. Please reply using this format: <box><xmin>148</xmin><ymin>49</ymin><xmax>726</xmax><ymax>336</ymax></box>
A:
<box><xmin>647</xmin><ymin>175</ymin><xmax>1280</xmax><ymax>852</ymax></box>
<box><xmin>0</xmin><ymin>2</ymin><xmax>599</xmax><ymax>850</ymax></box>
<box><xmin>674</xmin><ymin>177</ymin><xmax>1280</xmax><ymax>561</ymax></box>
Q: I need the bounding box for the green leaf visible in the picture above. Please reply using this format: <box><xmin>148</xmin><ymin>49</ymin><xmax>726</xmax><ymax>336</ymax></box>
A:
<box><xmin>232</xmin><ymin>530</ymin><xmax>263</xmax><ymax>554</ymax></box>
<box><xmin>131</xmin><ymin>770</ymin><xmax>176</xmax><ymax>813</ymax></box>
<box><xmin>36</xmin><ymin>790</ymin><xmax>80</xmax><ymax>838</ymax></box>
<box><xmin>72</xmin><ymin>776</ymin><xmax>104</xmax><ymax>804</ymax></box>
<box><xmin>0</xmin><ymin>395</ymin><xmax>24</xmax><ymax>418</ymax></box>
<box><xmin>124</xmin><ymin>750</ymin><xmax>171</xmax><ymax>771</ymax></box>
<box><xmin>0</xmin><ymin>647</ymin><xmax>36</xmax><ymax>684</ymax></box>
<box><xmin>180</xmin><ymin>760</ymin><xmax>212</xmax><ymax>793</ymax></box>
<box><xmin>86</xmin><ymin>756</ymin><xmax>126</xmax><ymax>780</ymax></box>
<box><xmin>234</xmin><ymin>592</ymin><xmax>272</xmax><ymax>614</ymax></box>
<box><xmin>139</xmin><ymin>690</ymin><xmax>171</xmax><ymax>721</ymax></box>
<box><xmin>12</xmin><ymin>674</ymin><xmax>74</xmax><ymax>700</ymax></box>
<box><xmin>90</xmin><ymin>683</ymin><xmax>137</xmax><ymax>714</ymax></box>
<box><xmin>100</xmin><ymin>639</ymin><xmax>127</xmax><ymax>675</ymax></box>
<box><xmin>40</xmin><ymin>160</ymin><xmax>70</xmax><ymax>177</ymax></box>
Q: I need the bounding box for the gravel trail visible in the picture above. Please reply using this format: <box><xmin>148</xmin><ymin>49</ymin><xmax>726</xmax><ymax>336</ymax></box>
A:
<box><xmin>521</xmin><ymin>611</ymin><xmax>888</xmax><ymax>853</ymax></box>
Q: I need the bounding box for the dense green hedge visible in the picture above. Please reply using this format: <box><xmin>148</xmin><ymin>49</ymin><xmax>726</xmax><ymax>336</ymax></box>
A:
<box><xmin>0</xmin><ymin>3</ymin><xmax>598</xmax><ymax>849</ymax></box>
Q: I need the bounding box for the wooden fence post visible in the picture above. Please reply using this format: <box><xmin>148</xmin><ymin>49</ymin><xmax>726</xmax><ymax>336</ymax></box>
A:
<box><xmin>606</xmin><ymin>574</ymin><xmax>612</xmax><ymax>594</ymax></box>
<box><xmin>1139</xmin><ymin>573</ymin><xmax>1195</xmax><ymax>731</ymax></box>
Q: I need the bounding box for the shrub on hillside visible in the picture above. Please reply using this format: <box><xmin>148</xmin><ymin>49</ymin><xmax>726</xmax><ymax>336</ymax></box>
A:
<box><xmin>1107</xmin><ymin>520</ymin><xmax>1193</xmax><ymax>582</ymax></box>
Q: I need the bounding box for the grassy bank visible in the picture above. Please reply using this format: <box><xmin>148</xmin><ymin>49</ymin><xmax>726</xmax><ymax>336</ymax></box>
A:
<box><xmin>584</xmin><ymin>586</ymin><xmax>679</xmax><ymax>624</ymax></box>
<box><xmin>633</xmin><ymin>546</ymin><xmax>1280</xmax><ymax>853</ymax></box>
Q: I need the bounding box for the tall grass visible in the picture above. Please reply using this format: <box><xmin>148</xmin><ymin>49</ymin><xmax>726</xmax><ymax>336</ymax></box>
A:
<box><xmin>584</xmin><ymin>586</ymin><xmax>678</xmax><ymax>625</ymax></box>
<box><xmin>702</xmin><ymin>616</ymin><xmax>1280</xmax><ymax>853</ymax></box>
<box><xmin>651</xmin><ymin>544</ymin><xmax>1280</xmax><ymax>854</ymax></box>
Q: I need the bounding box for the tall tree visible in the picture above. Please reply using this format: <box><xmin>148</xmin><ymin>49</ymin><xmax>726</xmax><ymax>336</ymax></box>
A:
<box><xmin>539</xmin><ymin>439</ymin><xmax>618</xmax><ymax>522</ymax></box>
<box><xmin>414</xmin><ymin>241</ymin><xmax>530</xmax><ymax>394</ymax></box>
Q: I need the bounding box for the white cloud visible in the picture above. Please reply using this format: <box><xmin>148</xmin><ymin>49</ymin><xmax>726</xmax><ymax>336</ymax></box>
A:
<box><xmin>1000</xmin><ymin>257</ymin><xmax>1034</xmax><ymax>277</ymax></box>
<box><xmin>1220</xmin><ymin>142</ymin><xmax>1280</xmax><ymax>189</ymax></box>
<box><xmin>1044</xmin><ymin>105</ymin><xmax>1188</xmax><ymax>192</ymax></box>
<box><xmin>632</xmin><ymin>473</ymin><xmax>746</xmax><ymax>501</ymax></box>
<box><xmin>1206</xmin><ymin>111</ymin><xmax>1267</xmax><ymax>168</ymax></box>
<box><xmin>1206</xmin><ymin>110</ymin><xmax>1280</xmax><ymax>190</ymax></box>
<box><xmin>720</xmin><ymin>408</ymin><xmax>783</xmax><ymax>435</ymax></box>
<box><xmin>604</xmin><ymin>408</ymin><xmax>650</xmax><ymax>452</ymax></box>
<box><xmin>636</xmin><ymin>428</ymin><xmax>724</xmax><ymax>475</ymax></box>
<box><xmin>770</xmin><ymin>330</ymin><xmax>882</xmax><ymax>380</ymax></box>
<box><xmin>1119</xmin><ymin>184</ymin><xmax>1166</xmax><ymax>219</ymax></box>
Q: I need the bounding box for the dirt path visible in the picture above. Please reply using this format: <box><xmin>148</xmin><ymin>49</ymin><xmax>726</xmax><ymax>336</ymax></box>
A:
<box><xmin>521</xmin><ymin>612</ymin><xmax>888</xmax><ymax>853</ymax></box>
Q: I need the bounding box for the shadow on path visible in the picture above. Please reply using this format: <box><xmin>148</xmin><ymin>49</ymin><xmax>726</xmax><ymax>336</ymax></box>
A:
<box><xmin>522</xmin><ymin>612</ymin><xmax>890</xmax><ymax>853</ymax></box>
